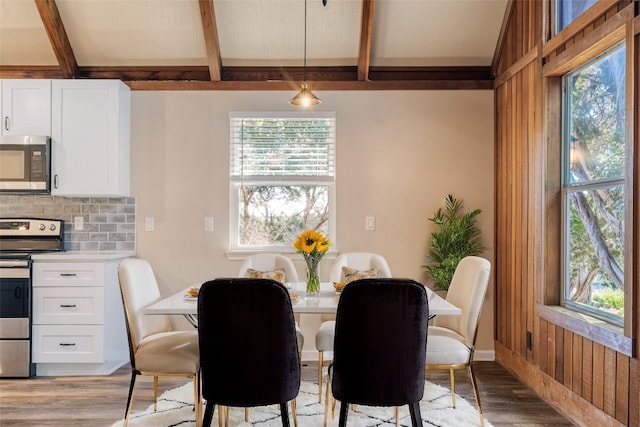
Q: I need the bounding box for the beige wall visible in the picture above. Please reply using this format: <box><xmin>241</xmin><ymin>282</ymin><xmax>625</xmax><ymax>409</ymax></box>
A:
<box><xmin>130</xmin><ymin>90</ymin><xmax>496</xmax><ymax>358</ymax></box>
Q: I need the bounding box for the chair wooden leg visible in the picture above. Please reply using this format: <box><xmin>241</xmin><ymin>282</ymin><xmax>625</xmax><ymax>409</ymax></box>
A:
<box><xmin>468</xmin><ymin>364</ymin><xmax>484</xmax><ymax>427</ymax></box>
<box><xmin>323</xmin><ymin>369</ymin><xmax>334</xmax><ymax>427</ymax></box>
<box><xmin>291</xmin><ymin>399</ymin><xmax>298</xmax><ymax>427</ymax></box>
<box><xmin>408</xmin><ymin>402</ymin><xmax>423</xmax><ymax>427</ymax></box>
<box><xmin>394</xmin><ymin>406</ymin><xmax>399</xmax><ymax>427</ymax></box>
<box><xmin>449</xmin><ymin>368</ymin><xmax>456</xmax><ymax>408</ymax></box>
<box><xmin>338</xmin><ymin>401</ymin><xmax>349</xmax><ymax>427</ymax></box>
<box><xmin>217</xmin><ymin>405</ymin><xmax>224</xmax><ymax>427</ymax></box>
<box><xmin>280</xmin><ymin>402</ymin><xmax>291</xmax><ymax>427</ymax></box>
<box><xmin>245</xmin><ymin>407</ymin><xmax>249</xmax><ymax>422</ymax></box>
<box><xmin>318</xmin><ymin>351</ymin><xmax>324</xmax><ymax>402</ymax></box>
<box><xmin>153</xmin><ymin>375</ymin><xmax>159</xmax><ymax>411</ymax></box>
<box><xmin>123</xmin><ymin>372</ymin><xmax>138</xmax><ymax>427</ymax></box>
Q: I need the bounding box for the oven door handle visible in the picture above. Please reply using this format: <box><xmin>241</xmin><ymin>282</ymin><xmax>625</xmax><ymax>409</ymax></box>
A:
<box><xmin>14</xmin><ymin>286</ymin><xmax>22</xmax><ymax>299</ymax></box>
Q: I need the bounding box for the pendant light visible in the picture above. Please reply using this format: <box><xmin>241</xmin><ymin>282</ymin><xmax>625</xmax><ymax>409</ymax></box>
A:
<box><xmin>290</xmin><ymin>0</ymin><xmax>321</xmax><ymax>107</ymax></box>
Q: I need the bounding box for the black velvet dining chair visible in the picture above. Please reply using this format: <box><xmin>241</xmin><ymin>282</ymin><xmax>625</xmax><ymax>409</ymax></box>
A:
<box><xmin>197</xmin><ymin>278</ymin><xmax>301</xmax><ymax>427</ymax></box>
<box><xmin>327</xmin><ymin>278</ymin><xmax>429</xmax><ymax>427</ymax></box>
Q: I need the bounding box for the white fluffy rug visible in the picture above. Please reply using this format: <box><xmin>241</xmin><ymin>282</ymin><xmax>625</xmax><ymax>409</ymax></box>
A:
<box><xmin>110</xmin><ymin>380</ymin><xmax>493</xmax><ymax>426</ymax></box>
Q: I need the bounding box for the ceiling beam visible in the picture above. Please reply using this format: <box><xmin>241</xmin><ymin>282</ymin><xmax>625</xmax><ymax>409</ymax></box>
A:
<box><xmin>34</xmin><ymin>0</ymin><xmax>77</xmax><ymax>79</ymax></box>
<box><xmin>357</xmin><ymin>0</ymin><xmax>374</xmax><ymax>81</ymax></box>
<box><xmin>198</xmin><ymin>0</ymin><xmax>222</xmax><ymax>81</ymax></box>
<box><xmin>0</xmin><ymin>65</ymin><xmax>493</xmax><ymax>87</ymax></box>
<box><xmin>125</xmin><ymin>79</ymin><xmax>493</xmax><ymax>91</ymax></box>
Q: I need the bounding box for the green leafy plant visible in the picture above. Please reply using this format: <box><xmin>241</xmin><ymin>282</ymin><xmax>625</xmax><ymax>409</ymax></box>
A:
<box><xmin>425</xmin><ymin>194</ymin><xmax>483</xmax><ymax>291</ymax></box>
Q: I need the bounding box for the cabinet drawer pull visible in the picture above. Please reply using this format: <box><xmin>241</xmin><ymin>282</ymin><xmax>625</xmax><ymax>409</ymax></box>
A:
<box><xmin>59</xmin><ymin>304</ymin><xmax>77</xmax><ymax>308</ymax></box>
<box><xmin>59</xmin><ymin>273</ymin><xmax>77</xmax><ymax>277</ymax></box>
<box><xmin>54</xmin><ymin>174</ymin><xmax>59</xmax><ymax>189</ymax></box>
<box><xmin>59</xmin><ymin>343</ymin><xmax>76</xmax><ymax>347</ymax></box>
<box><xmin>4</xmin><ymin>116</ymin><xmax>9</xmax><ymax>131</ymax></box>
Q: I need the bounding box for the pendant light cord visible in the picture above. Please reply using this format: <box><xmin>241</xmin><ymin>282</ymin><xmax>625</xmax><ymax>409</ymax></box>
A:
<box><xmin>303</xmin><ymin>0</ymin><xmax>307</xmax><ymax>83</ymax></box>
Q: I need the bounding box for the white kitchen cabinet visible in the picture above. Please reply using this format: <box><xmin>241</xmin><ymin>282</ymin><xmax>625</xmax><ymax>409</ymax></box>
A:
<box><xmin>51</xmin><ymin>80</ymin><xmax>131</xmax><ymax>196</ymax></box>
<box><xmin>31</xmin><ymin>258</ymin><xmax>129</xmax><ymax>376</ymax></box>
<box><xmin>1</xmin><ymin>79</ymin><xmax>51</xmax><ymax>136</ymax></box>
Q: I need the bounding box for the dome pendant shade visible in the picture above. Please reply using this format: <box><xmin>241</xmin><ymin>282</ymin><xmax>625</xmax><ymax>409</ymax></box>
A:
<box><xmin>290</xmin><ymin>82</ymin><xmax>321</xmax><ymax>107</ymax></box>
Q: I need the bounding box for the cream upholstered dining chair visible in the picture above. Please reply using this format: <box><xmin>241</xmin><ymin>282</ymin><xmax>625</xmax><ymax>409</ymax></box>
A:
<box><xmin>118</xmin><ymin>258</ymin><xmax>201</xmax><ymax>427</ymax></box>
<box><xmin>315</xmin><ymin>252</ymin><xmax>392</xmax><ymax>401</ymax></box>
<box><xmin>238</xmin><ymin>253</ymin><xmax>304</xmax><ymax>349</ymax></box>
<box><xmin>425</xmin><ymin>256</ymin><xmax>491</xmax><ymax>427</ymax></box>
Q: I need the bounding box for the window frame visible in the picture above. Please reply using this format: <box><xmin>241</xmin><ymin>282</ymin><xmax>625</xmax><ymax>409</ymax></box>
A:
<box><xmin>559</xmin><ymin>43</ymin><xmax>627</xmax><ymax>327</ymax></box>
<box><xmin>227</xmin><ymin>111</ymin><xmax>337</xmax><ymax>255</ymax></box>
<box><xmin>539</xmin><ymin>3</ymin><xmax>635</xmax><ymax>356</ymax></box>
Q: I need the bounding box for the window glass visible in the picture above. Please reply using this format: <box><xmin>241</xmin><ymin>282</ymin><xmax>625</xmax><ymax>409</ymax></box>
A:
<box><xmin>556</xmin><ymin>0</ymin><xmax>598</xmax><ymax>33</ymax></box>
<box><xmin>562</xmin><ymin>44</ymin><xmax>626</xmax><ymax>325</ymax></box>
<box><xmin>229</xmin><ymin>112</ymin><xmax>335</xmax><ymax>250</ymax></box>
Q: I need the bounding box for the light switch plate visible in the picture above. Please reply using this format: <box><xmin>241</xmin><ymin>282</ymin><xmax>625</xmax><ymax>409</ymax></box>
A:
<box><xmin>145</xmin><ymin>217</ymin><xmax>154</xmax><ymax>232</ymax></box>
<box><xmin>74</xmin><ymin>216</ymin><xmax>83</xmax><ymax>231</ymax></box>
<box><xmin>365</xmin><ymin>216</ymin><xmax>375</xmax><ymax>231</ymax></box>
<box><xmin>204</xmin><ymin>217</ymin><xmax>214</xmax><ymax>231</ymax></box>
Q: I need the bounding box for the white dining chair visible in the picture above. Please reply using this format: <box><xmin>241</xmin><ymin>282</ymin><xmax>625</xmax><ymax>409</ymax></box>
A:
<box><xmin>315</xmin><ymin>252</ymin><xmax>392</xmax><ymax>401</ymax></box>
<box><xmin>118</xmin><ymin>257</ymin><xmax>202</xmax><ymax>427</ymax></box>
<box><xmin>425</xmin><ymin>256</ymin><xmax>491</xmax><ymax>427</ymax></box>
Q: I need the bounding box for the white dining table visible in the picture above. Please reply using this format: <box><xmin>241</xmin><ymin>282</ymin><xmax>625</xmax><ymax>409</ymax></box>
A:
<box><xmin>144</xmin><ymin>281</ymin><xmax>460</xmax><ymax>326</ymax></box>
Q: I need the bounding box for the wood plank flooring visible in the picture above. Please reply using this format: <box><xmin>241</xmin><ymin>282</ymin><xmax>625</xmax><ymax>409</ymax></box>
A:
<box><xmin>0</xmin><ymin>361</ymin><xmax>575</xmax><ymax>426</ymax></box>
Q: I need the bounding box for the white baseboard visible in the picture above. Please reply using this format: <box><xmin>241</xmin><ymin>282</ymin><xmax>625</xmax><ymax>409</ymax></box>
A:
<box><xmin>473</xmin><ymin>350</ymin><xmax>495</xmax><ymax>361</ymax></box>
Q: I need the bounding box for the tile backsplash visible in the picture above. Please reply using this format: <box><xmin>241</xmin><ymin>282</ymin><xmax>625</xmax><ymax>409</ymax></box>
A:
<box><xmin>0</xmin><ymin>195</ymin><xmax>136</xmax><ymax>252</ymax></box>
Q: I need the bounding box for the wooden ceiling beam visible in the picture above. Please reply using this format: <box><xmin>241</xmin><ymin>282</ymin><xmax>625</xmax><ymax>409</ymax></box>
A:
<box><xmin>198</xmin><ymin>0</ymin><xmax>222</xmax><ymax>81</ymax></box>
<box><xmin>0</xmin><ymin>64</ymin><xmax>493</xmax><ymax>87</ymax></box>
<box><xmin>34</xmin><ymin>0</ymin><xmax>77</xmax><ymax>79</ymax></box>
<box><xmin>357</xmin><ymin>0</ymin><xmax>374</xmax><ymax>81</ymax></box>
<box><xmin>125</xmin><ymin>79</ymin><xmax>493</xmax><ymax>91</ymax></box>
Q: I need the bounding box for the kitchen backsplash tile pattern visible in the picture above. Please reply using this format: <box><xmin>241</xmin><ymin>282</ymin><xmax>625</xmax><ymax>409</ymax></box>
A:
<box><xmin>0</xmin><ymin>195</ymin><xmax>136</xmax><ymax>251</ymax></box>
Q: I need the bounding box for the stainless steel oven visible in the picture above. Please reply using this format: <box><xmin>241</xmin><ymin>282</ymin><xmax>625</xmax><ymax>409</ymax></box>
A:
<box><xmin>0</xmin><ymin>218</ymin><xmax>63</xmax><ymax>378</ymax></box>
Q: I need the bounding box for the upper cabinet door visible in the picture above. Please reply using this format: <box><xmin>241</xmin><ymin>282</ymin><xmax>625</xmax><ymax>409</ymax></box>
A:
<box><xmin>1</xmin><ymin>80</ymin><xmax>52</xmax><ymax>136</ymax></box>
<box><xmin>51</xmin><ymin>80</ymin><xmax>131</xmax><ymax>197</ymax></box>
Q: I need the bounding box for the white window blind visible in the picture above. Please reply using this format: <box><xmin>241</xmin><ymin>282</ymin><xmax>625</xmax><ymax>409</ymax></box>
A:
<box><xmin>230</xmin><ymin>112</ymin><xmax>335</xmax><ymax>182</ymax></box>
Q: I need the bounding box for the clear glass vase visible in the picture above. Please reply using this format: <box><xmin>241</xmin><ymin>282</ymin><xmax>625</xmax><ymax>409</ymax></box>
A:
<box><xmin>305</xmin><ymin>258</ymin><xmax>320</xmax><ymax>296</ymax></box>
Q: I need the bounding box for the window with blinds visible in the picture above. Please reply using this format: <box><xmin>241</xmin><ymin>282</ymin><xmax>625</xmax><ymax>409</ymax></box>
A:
<box><xmin>229</xmin><ymin>112</ymin><xmax>336</xmax><ymax>251</ymax></box>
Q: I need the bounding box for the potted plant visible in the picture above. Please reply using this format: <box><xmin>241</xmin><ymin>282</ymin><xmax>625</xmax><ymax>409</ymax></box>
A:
<box><xmin>424</xmin><ymin>194</ymin><xmax>483</xmax><ymax>291</ymax></box>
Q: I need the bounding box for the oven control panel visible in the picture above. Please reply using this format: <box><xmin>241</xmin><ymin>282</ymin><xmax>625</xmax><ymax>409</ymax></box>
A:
<box><xmin>0</xmin><ymin>219</ymin><xmax>63</xmax><ymax>237</ymax></box>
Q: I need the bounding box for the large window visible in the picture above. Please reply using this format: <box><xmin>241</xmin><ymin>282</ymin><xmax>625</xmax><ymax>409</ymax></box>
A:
<box><xmin>229</xmin><ymin>112</ymin><xmax>335</xmax><ymax>251</ymax></box>
<box><xmin>561</xmin><ymin>44</ymin><xmax>626</xmax><ymax>325</ymax></box>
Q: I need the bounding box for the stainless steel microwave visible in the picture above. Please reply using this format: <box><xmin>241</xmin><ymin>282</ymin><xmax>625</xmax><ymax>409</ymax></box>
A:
<box><xmin>0</xmin><ymin>135</ymin><xmax>51</xmax><ymax>193</ymax></box>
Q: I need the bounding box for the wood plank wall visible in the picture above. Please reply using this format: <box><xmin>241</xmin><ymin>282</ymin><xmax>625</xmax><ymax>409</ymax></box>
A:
<box><xmin>493</xmin><ymin>1</ymin><xmax>639</xmax><ymax>426</ymax></box>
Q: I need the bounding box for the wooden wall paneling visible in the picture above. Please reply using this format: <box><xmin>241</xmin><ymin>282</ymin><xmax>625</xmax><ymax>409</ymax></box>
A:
<box><xmin>604</xmin><ymin>346</ymin><xmax>617</xmax><ymax>417</ymax></box>
<box><xmin>593</xmin><ymin>342</ymin><xmax>606</xmax><ymax>410</ymax></box>
<box><xmin>582</xmin><ymin>338</ymin><xmax>593</xmax><ymax>402</ymax></box>
<box><xmin>615</xmin><ymin>352</ymin><xmax>629</xmax><ymax>425</ymax></box>
<box><xmin>515</xmin><ymin>70</ymin><xmax>523</xmax><ymax>357</ymax></box>
<box><xmin>548</xmin><ymin>322</ymin><xmax>557</xmax><ymax>379</ymax></box>
<box><xmin>516</xmin><ymin>0</ymin><xmax>524</xmax><ymax>59</ymax></box>
<box><xmin>528</xmin><ymin>58</ymin><xmax>541</xmax><ymax>364</ymax></box>
<box><xmin>510</xmin><ymin>74</ymin><xmax>518</xmax><ymax>352</ymax></box>
<box><xmin>571</xmin><ymin>334</ymin><xmax>583</xmax><ymax>395</ymax></box>
<box><xmin>563</xmin><ymin>329</ymin><xmax>573</xmax><ymax>388</ymax></box>
<box><xmin>539</xmin><ymin>318</ymin><xmax>548</xmax><ymax>372</ymax></box>
<box><xmin>630</xmin><ymin>358</ymin><xmax>639</xmax><ymax>427</ymax></box>
<box><xmin>555</xmin><ymin>325</ymin><xmax>564</xmax><ymax>384</ymax></box>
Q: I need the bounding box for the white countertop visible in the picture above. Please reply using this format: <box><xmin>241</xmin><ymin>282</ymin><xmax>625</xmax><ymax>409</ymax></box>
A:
<box><xmin>31</xmin><ymin>251</ymin><xmax>136</xmax><ymax>261</ymax></box>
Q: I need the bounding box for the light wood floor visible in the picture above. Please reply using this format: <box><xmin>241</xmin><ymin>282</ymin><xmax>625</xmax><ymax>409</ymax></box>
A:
<box><xmin>0</xmin><ymin>361</ymin><xmax>575</xmax><ymax>426</ymax></box>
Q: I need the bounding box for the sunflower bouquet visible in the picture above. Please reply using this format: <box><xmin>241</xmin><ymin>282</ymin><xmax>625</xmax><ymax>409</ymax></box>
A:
<box><xmin>293</xmin><ymin>230</ymin><xmax>331</xmax><ymax>295</ymax></box>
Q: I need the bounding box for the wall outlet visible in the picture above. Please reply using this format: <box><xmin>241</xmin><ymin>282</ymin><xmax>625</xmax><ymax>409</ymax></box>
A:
<box><xmin>74</xmin><ymin>216</ymin><xmax>83</xmax><ymax>231</ymax></box>
<box><xmin>365</xmin><ymin>216</ymin><xmax>375</xmax><ymax>231</ymax></box>
<box><xmin>145</xmin><ymin>217</ymin><xmax>154</xmax><ymax>232</ymax></box>
<box><xmin>204</xmin><ymin>217</ymin><xmax>214</xmax><ymax>232</ymax></box>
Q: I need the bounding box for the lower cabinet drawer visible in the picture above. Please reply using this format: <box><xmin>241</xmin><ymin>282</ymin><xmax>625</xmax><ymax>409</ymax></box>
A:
<box><xmin>33</xmin><ymin>287</ymin><xmax>104</xmax><ymax>324</ymax></box>
<box><xmin>32</xmin><ymin>325</ymin><xmax>104</xmax><ymax>363</ymax></box>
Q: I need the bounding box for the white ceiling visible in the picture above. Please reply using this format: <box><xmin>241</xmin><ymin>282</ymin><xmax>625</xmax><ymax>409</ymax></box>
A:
<box><xmin>0</xmin><ymin>0</ymin><xmax>508</xmax><ymax>81</ymax></box>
